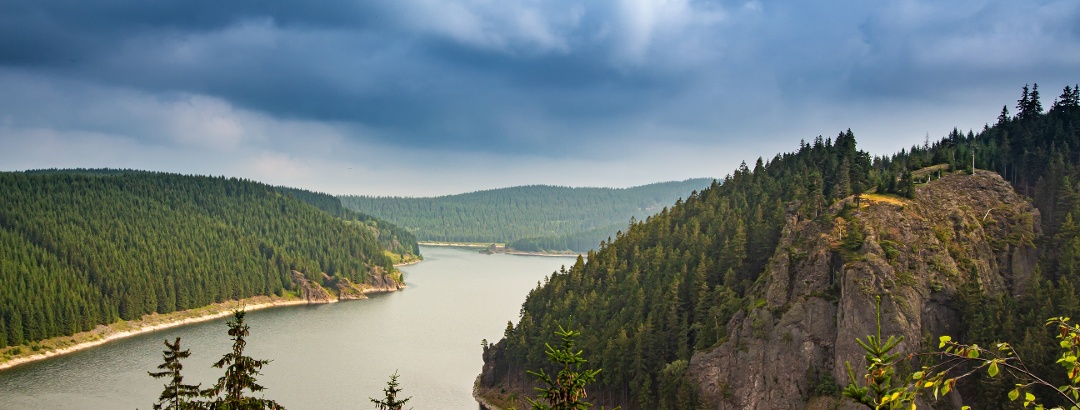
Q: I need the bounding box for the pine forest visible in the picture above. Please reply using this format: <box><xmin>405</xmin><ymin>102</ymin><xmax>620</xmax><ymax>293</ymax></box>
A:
<box><xmin>0</xmin><ymin>171</ymin><xmax>420</xmax><ymax>349</ymax></box>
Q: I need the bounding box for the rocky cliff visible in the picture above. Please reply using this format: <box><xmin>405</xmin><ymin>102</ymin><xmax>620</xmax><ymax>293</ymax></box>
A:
<box><xmin>689</xmin><ymin>170</ymin><xmax>1040</xmax><ymax>409</ymax></box>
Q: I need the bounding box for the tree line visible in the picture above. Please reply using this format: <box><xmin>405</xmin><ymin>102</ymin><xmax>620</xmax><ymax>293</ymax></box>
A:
<box><xmin>339</xmin><ymin>180</ymin><xmax>712</xmax><ymax>252</ymax></box>
<box><xmin>0</xmin><ymin>171</ymin><xmax>418</xmax><ymax>349</ymax></box>
<box><xmin>481</xmin><ymin>83</ymin><xmax>1080</xmax><ymax>409</ymax></box>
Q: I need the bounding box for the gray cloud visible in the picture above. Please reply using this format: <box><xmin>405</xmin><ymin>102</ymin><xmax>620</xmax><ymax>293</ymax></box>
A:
<box><xmin>1</xmin><ymin>0</ymin><xmax>1079</xmax><ymax>194</ymax></box>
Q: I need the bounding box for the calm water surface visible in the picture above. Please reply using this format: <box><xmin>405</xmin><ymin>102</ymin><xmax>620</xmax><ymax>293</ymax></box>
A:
<box><xmin>0</xmin><ymin>246</ymin><xmax>576</xmax><ymax>409</ymax></box>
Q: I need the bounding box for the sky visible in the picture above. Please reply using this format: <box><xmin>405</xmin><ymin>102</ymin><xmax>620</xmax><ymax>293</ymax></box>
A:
<box><xmin>1</xmin><ymin>1</ymin><xmax>1078</xmax><ymax>196</ymax></box>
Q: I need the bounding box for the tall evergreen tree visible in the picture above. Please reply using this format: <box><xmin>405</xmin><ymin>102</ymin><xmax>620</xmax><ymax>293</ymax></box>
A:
<box><xmin>148</xmin><ymin>337</ymin><xmax>202</xmax><ymax>410</ymax></box>
<box><xmin>203</xmin><ymin>310</ymin><xmax>283</xmax><ymax>410</ymax></box>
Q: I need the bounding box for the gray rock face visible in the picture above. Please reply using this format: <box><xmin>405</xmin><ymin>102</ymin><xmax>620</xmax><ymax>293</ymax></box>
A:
<box><xmin>292</xmin><ymin>270</ymin><xmax>336</xmax><ymax>303</ymax></box>
<box><xmin>689</xmin><ymin>171</ymin><xmax>1040</xmax><ymax>409</ymax></box>
<box><xmin>291</xmin><ymin>267</ymin><xmax>406</xmax><ymax>303</ymax></box>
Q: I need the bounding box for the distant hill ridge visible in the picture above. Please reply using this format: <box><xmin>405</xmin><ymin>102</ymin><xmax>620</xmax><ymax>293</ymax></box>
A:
<box><xmin>339</xmin><ymin>179</ymin><xmax>714</xmax><ymax>252</ymax></box>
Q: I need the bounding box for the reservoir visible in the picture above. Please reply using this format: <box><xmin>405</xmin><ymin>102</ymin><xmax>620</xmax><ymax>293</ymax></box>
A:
<box><xmin>0</xmin><ymin>246</ymin><xmax>576</xmax><ymax>409</ymax></box>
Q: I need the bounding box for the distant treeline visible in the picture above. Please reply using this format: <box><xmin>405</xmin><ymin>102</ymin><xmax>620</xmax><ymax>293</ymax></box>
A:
<box><xmin>506</xmin><ymin>223</ymin><xmax>626</xmax><ymax>254</ymax></box>
<box><xmin>0</xmin><ymin>171</ymin><xmax>418</xmax><ymax>348</ymax></box>
<box><xmin>339</xmin><ymin>179</ymin><xmax>713</xmax><ymax>252</ymax></box>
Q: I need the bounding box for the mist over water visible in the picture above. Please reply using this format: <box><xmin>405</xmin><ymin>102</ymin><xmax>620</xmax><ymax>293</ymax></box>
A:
<box><xmin>0</xmin><ymin>246</ymin><xmax>576</xmax><ymax>409</ymax></box>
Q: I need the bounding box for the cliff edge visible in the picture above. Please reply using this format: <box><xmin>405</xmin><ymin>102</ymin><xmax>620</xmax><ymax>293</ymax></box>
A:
<box><xmin>689</xmin><ymin>170</ymin><xmax>1040</xmax><ymax>409</ymax></box>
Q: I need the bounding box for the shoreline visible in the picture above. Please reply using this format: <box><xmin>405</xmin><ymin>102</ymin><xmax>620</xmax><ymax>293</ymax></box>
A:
<box><xmin>502</xmin><ymin>249</ymin><xmax>582</xmax><ymax>258</ymax></box>
<box><xmin>0</xmin><ymin>278</ymin><xmax>407</xmax><ymax>372</ymax></box>
<box><xmin>393</xmin><ymin>258</ymin><xmax>423</xmax><ymax>267</ymax></box>
<box><xmin>0</xmin><ymin>296</ymin><xmax>310</xmax><ymax>372</ymax></box>
<box><xmin>418</xmin><ymin>242</ymin><xmax>582</xmax><ymax>258</ymax></box>
<box><xmin>473</xmin><ymin>375</ymin><xmax>505</xmax><ymax>410</ymax></box>
<box><xmin>418</xmin><ymin>241</ymin><xmax>491</xmax><ymax>248</ymax></box>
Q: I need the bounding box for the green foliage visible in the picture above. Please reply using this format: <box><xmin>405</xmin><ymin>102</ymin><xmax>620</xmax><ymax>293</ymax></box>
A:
<box><xmin>340</xmin><ymin>180</ymin><xmax>712</xmax><ymax>252</ymax></box>
<box><xmin>203</xmin><ymin>310</ymin><xmax>283</xmax><ymax>410</ymax></box>
<box><xmin>805</xmin><ymin>364</ymin><xmax>841</xmax><ymax>398</ymax></box>
<box><xmin>275</xmin><ymin>187</ymin><xmax>419</xmax><ymax>257</ymax></box>
<box><xmin>526</xmin><ymin>324</ymin><xmax>603</xmax><ymax>410</ymax></box>
<box><xmin>879</xmin><ymin>240</ymin><xmax>901</xmax><ymax>262</ymax></box>
<box><xmin>842</xmin><ymin>296</ymin><xmax>915</xmax><ymax>409</ymax></box>
<box><xmin>148</xmin><ymin>337</ymin><xmax>202</xmax><ymax>410</ymax></box>
<box><xmin>370</xmin><ymin>371</ymin><xmax>411</xmax><ymax>410</ymax></box>
<box><xmin>487</xmin><ymin>130</ymin><xmax>878</xmax><ymax>408</ymax></box>
<box><xmin>657</xmin><ymin>360</ymin><xmax>699</xmax><ymax>410</ymax></box>
<box><xmin>0</xmin><ymin>171</ymin><xmax>414</xmax><ymax>348</ymax></box>
<box><xmin>846</xmin><ymin>317</ymin><xmax>1080</xmax><ymax>410</ymax></box>
<box><xmin>509</xmin><ymin>224</ymin><xmax>625</xmax><ymax>254</ymax></box>
<box><xmin>844</xmin><ymin>219</ymin><xmax>865</xmax><ymax>252</ymax></box>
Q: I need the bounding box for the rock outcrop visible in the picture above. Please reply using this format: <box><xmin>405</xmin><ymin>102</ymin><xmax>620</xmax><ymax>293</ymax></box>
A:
<box><xmin>292</xmin><ymin>271</ymin><xmax>336</xmax><ymax>303</ymax></box>
<box><xmin>292</xmin><ymin>267</ymin><xmax>407</xmax><ymax>303</ymax></box>
<box><xmin>689</xmin><ymin>171</ymin><xmax>1040</xmax><ymax>409</ymax></box>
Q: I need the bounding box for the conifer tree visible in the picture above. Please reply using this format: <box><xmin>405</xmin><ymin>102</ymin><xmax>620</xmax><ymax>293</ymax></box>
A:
<box><xmin>370</xmin><ymin>371</ymin><xmax>411</xmax><ymax>410</ymax></box>
<box><xmin>526</xmin><ymin>324</ymin><xmax>602</xmax><ymax>410</ymax></box>
<box><xmin>148</xmin><ymin>337</ymin><xmax>202</xmax><ymax>410</ymax></box>
<box><xmin>203</xmin><ymin>310</ymin><xmax>283</xmax><ymax>410</ymax></box>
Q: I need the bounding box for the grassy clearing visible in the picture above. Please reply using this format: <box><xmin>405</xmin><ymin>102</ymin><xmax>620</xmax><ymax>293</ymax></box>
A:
<box><xmin>913</xmin><ymin>163</ymin><xmax>952</xmax><ymax>179</ymax></box>
<box><xmin>385</xmin><ymin>250</ymin><xmax>423</xmax><ymax>266</ymax></box>
<box><xmin>862</xmin><ymin>193</ymin><xmax>907</xmax><ymax>206</ymax></box>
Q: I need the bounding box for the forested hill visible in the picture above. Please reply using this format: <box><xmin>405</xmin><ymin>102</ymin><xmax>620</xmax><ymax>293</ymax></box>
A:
<box><xmin>477</xmin><ymin>83</ymin><xmax>1080</xmax><ymax>409</ymax></box>
<box><xmin>0</xmin><ymin>171</ymin><xmax>419</xmax><ymax>348</ymax></box>
<box><xmin>276</xmin><ymin>187</ymin><xmax>419</xmax><ymax>257</ymax></box>
<box><xmin>338</xmin><ymin>179</ymin><xmax>712</xmax><ymax>252</ymax></box>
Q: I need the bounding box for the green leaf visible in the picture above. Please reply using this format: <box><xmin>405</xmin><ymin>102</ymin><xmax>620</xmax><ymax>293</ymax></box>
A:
<box><xmin>1010</xmin><ymin>388</ymin><xmax>1020</xmax><ymax>401</ymax></box>
<box><xmin>967</xmin><ymin>349</ymin><xmax>979</xmax><ymax>358</ymax></box>
<box><xmin>1026</xmin><ymin>392</ymin><xmax>1036</xmax><ymax>401</ymax></box>
<box><xmin>989</xmin><ymin>361</ymin><xmax>1000</xmax><ymax>377</ymax></box>
<box><xmin>912</xmin><ymin>371</ymin><xmax>924</xmax><ymax>380</ymax></box>
<box><xmin>939</xmin><ymin>335</ymin><xmax>952</xmax><ymax>348</ymax></box>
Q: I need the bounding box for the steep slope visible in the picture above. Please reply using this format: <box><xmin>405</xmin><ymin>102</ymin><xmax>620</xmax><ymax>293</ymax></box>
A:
<box><xmin>339</xmin><ymin>179</ymin><xmax>712</xmax><ymax>251</ymax></box>
<box><xmin>478</xmin><ymin>133</ymin><xmax>869</xmax><ymax>410</ymax></box>
<box><xmin>477</xmin><ymin>84</ymin><xmax>1079</xmax><ymax>409</ymax></box>
<box><xmin>690</xmin><ymin>171</ymin><xmax>1038</xmax><ymax>408</ymax></box>
<box><xmin>0</xmin><ymin>171</ymin><xmax>416</xmax><ymax>348</ymax></box>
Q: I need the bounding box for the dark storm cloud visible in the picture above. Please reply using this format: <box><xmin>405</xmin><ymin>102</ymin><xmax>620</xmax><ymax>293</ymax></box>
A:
<box><xmin>2</xmin><ymin>0</ymin><xmax>1080</xmax><ymax>168</ymax></box>
<box><xmin>0</xmin><ymin>0</ymin><xmax>709</xmax><ymax>154</ymax></box>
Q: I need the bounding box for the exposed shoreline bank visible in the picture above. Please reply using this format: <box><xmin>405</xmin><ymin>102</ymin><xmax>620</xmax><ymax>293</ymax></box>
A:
<box><xmin>0</xmin><ymin>296</ymin><xmax>308</xmax><ymax>372</ymax></box>
<box><xmin>473</xmin><ymin>375</ymin><xmax>505</xmax><ymax>410</ymax></box>
<box><xmin>0</xmin><ymin>278</ymin><xmax>410</xmax><ymax>372</ymax></box>
<box><xmin>418</xmin><ymin>242</ymin><xmax>582</xmax><ymax>258</ymax></box>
